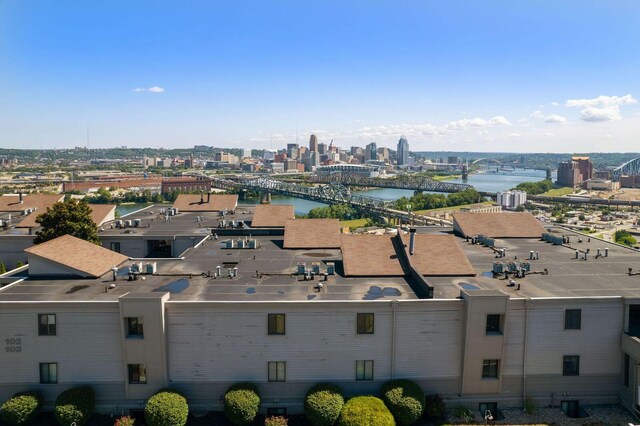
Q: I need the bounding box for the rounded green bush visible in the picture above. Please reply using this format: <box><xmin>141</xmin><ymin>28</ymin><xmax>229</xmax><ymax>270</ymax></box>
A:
<box><xmin>54</xmin><ymin>386</ymin><xmax>95</xmax><ymax>426</ymax></box>
<box><xmin>0</xmin><ymin>391</ymin><xmax>42</xmax><ymax>426</ymax></box>
<box><xmin>338</xmin><ymin>396</ymin><xmax>395</xmax><ymax>426</ymax></box>
<box><xmin>381</xmin><ymin>380</ymin><xmax>425</xmax><ymax>425</ymax></box>
<box><xmin>304</xmin><ymin>383</ymin><xmax>344</xmax><ymax>426</ymax></box>
<box><xmin>144</xmin><ymin>389</ymin><xmax>188</xmax><ymax>426</ymax></box>
<box><xmin>223</xmin><ymin>383</ymin><xmax>261</xmax><ymax>425</ymax></box>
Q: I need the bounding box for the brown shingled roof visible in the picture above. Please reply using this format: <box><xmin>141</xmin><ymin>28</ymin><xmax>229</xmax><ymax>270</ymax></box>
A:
<box><xmin>1</xmin><ymin>194</ymin><xmax>66</xmax><ymax>228</ymax></box>
<box><xmin>283</xmin><ymin>219</ymin><xmax>341</xmax><ymax>249</ymax></box>
<box><xmin>251</xmin><ymin>204</ymin><xmax>295</xmax><ymax>228</ymax></box>
<box><xmin>172</xmin><ymin>194</ymin><xmax>238</xmax><ymax>212</ymax></box>
<box><xmin>25</xmin><ymin>234</ymin><xmax>128</xmax><ymax>278</ymax></box>
<box><xmin>341</xmin><ymin>235</ymin><xmax>405</xmax><ymax>276</ymax></box>
<box><xmin>88</xmin><ymin>204</ymin><xmax>116</xmax><ymax>227</ymax></box>
<box><xmin>452</xmin><ymin>212</ymin><xmax>544</xmax><ymax>238</ymax></box>
<box><xmin>408</xmin><ymin>234</ymin><xmax>476</xmax><ymax>276</ymax></box>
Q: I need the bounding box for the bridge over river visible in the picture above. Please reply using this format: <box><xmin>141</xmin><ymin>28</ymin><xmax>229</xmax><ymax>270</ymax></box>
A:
<box><xmin>211</xmin><ymin>176</ymin><xmax>453</xmax><ymax>225</ymax></box>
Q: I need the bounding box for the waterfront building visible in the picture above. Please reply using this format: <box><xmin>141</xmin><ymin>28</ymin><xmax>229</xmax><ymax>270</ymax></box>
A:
<box><xmin>1</xmin><ymin>207</ymin><xmax>639</xmax><ymax>420</ymax></box>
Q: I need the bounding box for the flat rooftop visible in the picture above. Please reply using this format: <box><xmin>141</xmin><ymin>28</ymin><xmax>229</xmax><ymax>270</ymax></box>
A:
<box><xmin>424</xmin><ymin>226</ymin><xmax>640</xmax><ymax>299</ymax></box>
<box><xmin>99</xmin><ymin>204</ymin><xmax>254</xmax><ymax>238</ymax></box>
<box><xmin>0</xmin><ymin>236</ymin><xmax>418</xmax><ymax>302</ymax></box>
<box><xmin>172</xmin><ymin>194</ymin><xmax>238</xmax><ymax>212</ymax></box>
<box><xmin>2</xmin><ymin>215</ymin><xmax>640</xmax><ymax>302</ymax></box>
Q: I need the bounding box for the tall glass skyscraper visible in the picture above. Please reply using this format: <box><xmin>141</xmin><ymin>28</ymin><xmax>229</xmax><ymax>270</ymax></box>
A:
<box><xmin>397</xmin><ymin>135</ymin><xmax>409</xmax><ymax>166</ymax></box>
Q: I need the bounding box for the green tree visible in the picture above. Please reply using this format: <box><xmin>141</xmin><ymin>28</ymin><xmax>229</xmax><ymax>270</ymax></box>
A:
<box><xmin>615</xmin><ymin>230</ymin><xmax>637</xmax><ymax>247</ymax></box>
<box><xmin>0</xmin><ymin>262</ymin><xmax>6</xmax><ymax>274</ymax></box>
<box><xmin>34</xmin><ymin>199</ymin><xmax>99</xmax><ymax>245</ymax></box>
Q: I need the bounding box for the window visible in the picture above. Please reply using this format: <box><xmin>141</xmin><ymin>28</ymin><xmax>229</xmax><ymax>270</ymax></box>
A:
<box><xmin>357</xmin><ymin>313</ymin><xmax>374</xmax><ymax>334</ymax></box>
<box><xmin>39</xmin><ymin>363</ymin><xmax>57</xmax><ymax>384</ymax></box>
<box><xmin>268</xmin><ymin>314</ymin><xmax>286</xmax><ymax>335</ymax></box>
<box><xmin>128</xmin><ymin>364</ymin><xmax>147</xmax><ymax>384</ymax></box>
<box><xmin>563</xmin><ymin>355</ymin><xmax>580</xmax><ymax>376</ymax></box>
<box><xmin>485</xmin><ymin>314</ymin><xmax>502</xmax><ymax>335</ymax></box>
<box><xmin>482</xmin><ymin>360</ymin><xmax>499</xmax><ymax>379</ymax></box>
<box><xmin>126</xmin><ymin>317</ymin><xmax>144</xmax><ymax>338</ymax></box>
<box><xmin>564</xmin><ymin>309</ymin><xmax>581</xmax><ymax>330</ymax></box>
<box><xmin>624</xmin><ymin>353</ymin><xmax>630</xmax><ymax>387</ymax></box>
<box><xmin>268</xmin><ymin>361</ymin><xmax>286</xmax><ymax>382</ymax></box>
<box><xmin>38</xmin><ymin>314</ymin><xmax>56</xmax><ymax>336</ymax></box>
<box><xmin>110</xmin><ymin>242</ymin><xmax>121</xmax><ymax>253</ymax></box>
<box><xmin>356</xmin><ymin>360</ymin><xmax>374</xmax><ymax>381</ymax></box>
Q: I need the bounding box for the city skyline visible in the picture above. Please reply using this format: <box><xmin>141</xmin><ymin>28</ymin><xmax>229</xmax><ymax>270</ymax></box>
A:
<box><xmin>1</xmin><ymin>1</ymin><xmax>639</xmax><ymax>152</ymax></box>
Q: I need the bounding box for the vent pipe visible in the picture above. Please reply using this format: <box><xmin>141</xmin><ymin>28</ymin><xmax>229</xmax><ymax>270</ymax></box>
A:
<box><xmin>19</xmin><ymin>193</ymin><xmax>23</xmax><ymax>204</ymax></box>
<box><xmin>207</xmin><ymin>191</ymin><xmax>211</xmax><ymax>203</ymax></box>
<box><xmin>200</xmin><ymin>191</ymin><xmax>204</xmax><ymax>203</ymax></box>
<box><xmin>409</xmin><ymin>228</ymin><xmax>416</xmax><ymax>255</ymax></box>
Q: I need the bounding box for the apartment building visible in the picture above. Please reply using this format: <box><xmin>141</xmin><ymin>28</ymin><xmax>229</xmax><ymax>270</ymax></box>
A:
<box><xmin>1</xmin><ymin>208</ymin><xmax>639</xmax><ymax>419</ymax></box>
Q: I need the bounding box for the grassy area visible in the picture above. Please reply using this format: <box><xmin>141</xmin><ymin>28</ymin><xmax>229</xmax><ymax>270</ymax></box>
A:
<box><xmin>541</xmin><ymin>187</ymin><xmax>575</xmax><ymax>196</ymax></box>
<box><xmin>430</xmin><ymin>174</ymin><xmax>461</xmax><ymax>181</ymax></box>
<box><xmin>339</xmin><ymin>218</ymin><xmax>371</xmax><ymax>228</ymax></box>
<box><xmin>413</xmin><ymin>201</ymin><xmax>494</xmax><ymax>215</ymax></box>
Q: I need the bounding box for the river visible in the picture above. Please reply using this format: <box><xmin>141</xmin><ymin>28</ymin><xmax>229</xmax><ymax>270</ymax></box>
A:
<box><xmin>243</xmin><ymin>169</ymin><xmax>553</xmax><ymax>215</ymax></box>
<box><xmin>117</xmin><ymin>169</ymin><xmax>552</xmax><ymax>216</ymax></box>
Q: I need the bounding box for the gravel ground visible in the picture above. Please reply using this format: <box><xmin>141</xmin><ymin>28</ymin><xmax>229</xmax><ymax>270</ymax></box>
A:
<box><xmin>444</xmin><ymin>405</ymin><xmax>638</xmax><ymax>425</ymax></box>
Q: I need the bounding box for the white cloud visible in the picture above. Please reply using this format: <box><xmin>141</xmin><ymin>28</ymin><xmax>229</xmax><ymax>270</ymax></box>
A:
<box><xmin>550</xmin><ymin>102</ymin><xmax>560</xmax><ymax>107</ymax></box>
<box><xmin>544</xmin><ymin>114</ymin><xmax>567</xmax><ymax>124</ymax></box>
<box><xmin>517</xmin><ymin>118</ymin><xmax>528</xmax><ymax>123</ymax></box>
<box><xmin>580</xmin><ymin>106</ymin><xmax>621</xmax><ymax>122</ymax></box>
<box><xmin>490</xmin><ymin>116</ymin><xmax>511</xmax><ymax>126</ymax></box>
<box><xmin>530</xmin><ymin>110</ymin><xmax>544</xmax><ymax>119</ymax></box>
<box><xmin>132</xmin><ymin>86</ymin><xmax>165</xmax><ymax>93</ymax></box>
<box><xmin>509</xmin><ymin>133</ymin><xmax>522</xmax><ymax>138</ymax></box>
<box><xmin>566</xmin><ymin>94</ymin><xmax>636</xmax><ymax>108</ymax></box>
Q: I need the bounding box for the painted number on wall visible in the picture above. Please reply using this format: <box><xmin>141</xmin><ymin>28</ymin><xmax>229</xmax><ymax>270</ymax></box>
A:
<box><xmin>5</xmin><ymin>338</ymin><xmax>22</xmax><ymax>352</ymax></box>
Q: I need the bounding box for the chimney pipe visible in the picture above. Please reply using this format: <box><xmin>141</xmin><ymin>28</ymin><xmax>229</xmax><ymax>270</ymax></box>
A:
<box><xmin>409</xmin><ymin>228</ymin><xmax>416</xmax><ymax>255</ymax></box>
<box><xmin>19</xmin><ymin>193</ymin><xmax>23</xmax><ymax>204</ymax></box>
<box><xmin>200</xmin><ymin>191</ymin><xmax>204</xmax><ymax>203</ymax></box>
<box><xmin>207</xmin><ymin>191</ymin><xmax>211</xmax><ymax>203</ymax></box>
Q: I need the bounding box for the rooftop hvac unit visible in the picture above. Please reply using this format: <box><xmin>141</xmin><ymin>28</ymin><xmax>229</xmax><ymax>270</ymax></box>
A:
<box><xmin>492</xmin><ymin>262</ymin><xmax>504</xmax><ymax>274</ymax></box>
<box><xmin>226</xmin><ymin>240</ymin><xmax>234</xmax><ymax>249</ymax></box>
<box><xmin>133</xmin><ymin>219</ymin><xmax>142</xmax><ymax>227</ymax></box>
<box><xmin>312</xmin><ymin>263</ymin><xmax>321</xmax><ymax>274</ymax></box>
<box><xmin>238</xmin><ymin>239</ymin><xmax>245</xmax><ymax>249</ymax></box>
<box><xmin>174</xmin><ymin>207</ymin><xmax>179</xmax><ymax>214</ymax></box>
<box><xmin>326</xmin><ymin>262</ymin><xmax>335</xmax><ymax>275</ymax></box>
<box><xmin>297</xmin><ymin>262</ymin><xmax>306</xmax><ymax>275</ymax></box>
<box><xmin>248</xmin><ymin>239</ymin><xmax>257</xmax><ymax>249</ymax></box>
<box><xmin>145</xmin><ymin>262</ymin><xmax>157</xmax><ymax>274</ymax></box>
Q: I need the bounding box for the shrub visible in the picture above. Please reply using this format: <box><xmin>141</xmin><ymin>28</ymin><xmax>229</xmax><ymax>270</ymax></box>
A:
<box><xmin>381</xmin><ymin>380</ymin><xmax>424</xmax><ymax>425</ymax></box>
<box><xmin>0</xmin><ymin>391</ymin><xmax>42</xmax><ymax>426</ymax></box>
<box><xmin>54</xmin><ymin>386</ymin><xmax>95</xmax><ymax>426</ymax></box>
<box><xmin>224</xmin><ymin>383</ymin><xmax>261</xmax><ymax>425</ymax></box>
<box><xmin>304</xmin><ymin>383</ymin><xmax>344</xmax><ymax>426</ymax></box>
<box><xmin>424</xmin><ymin>394</ymin><xmax>446</xmax><ymax>418</ymax></box>
<box><xmin>144</xmin><ymin>389</ymin><xmax>188</xmax><ymax>426</ymax></box>
<box><xmin>265</xmin><ymin>415</ymin><xmax>288</xmax><ymax>426</ymax></box>
<box><xmin>453</xmin><ymin>406</ymin><xmax>473</xmax><ymax>423</ymax></box>
<box><xmin>114</xmin><ymin>415</ymin><xmax>135</xmax><ymax>426</ymax></box>
<box><xmin>338</xmin><ymin>396</ymin><xmax>395</xmax><ymax>426</ymax></box>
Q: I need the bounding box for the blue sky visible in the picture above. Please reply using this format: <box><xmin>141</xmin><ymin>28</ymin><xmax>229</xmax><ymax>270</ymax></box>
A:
<box><xmin>1</xmin><ymin>1</ymin><xmax>639</xmax><ymax>152</ymax></box>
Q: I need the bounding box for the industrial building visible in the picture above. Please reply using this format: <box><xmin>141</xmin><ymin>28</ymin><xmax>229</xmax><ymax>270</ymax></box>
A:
<box><xmin>1</xmin><ymin>206</ymin><xmax>640</xmax><ymax>421</ymax></box>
